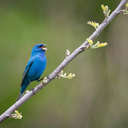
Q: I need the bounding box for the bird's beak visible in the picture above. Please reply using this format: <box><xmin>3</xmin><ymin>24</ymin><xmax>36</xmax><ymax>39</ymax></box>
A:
<box><xmin>42</xmin><ymin>44</ymin><xmax>47</xmax><ymax>51</ymax></box>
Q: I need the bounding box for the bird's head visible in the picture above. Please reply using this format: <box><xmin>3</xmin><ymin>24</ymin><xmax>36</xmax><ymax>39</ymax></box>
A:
<box><xmin>32</xmin><ymin>44</ymin><xmax>47</xmax><ymax>56</ymax></box>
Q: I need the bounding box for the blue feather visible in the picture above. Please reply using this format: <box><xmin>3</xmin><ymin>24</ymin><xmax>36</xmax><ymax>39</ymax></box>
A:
<box><xmin>18</xmin><ymin>44</ymin><xmax>47</xmax><ymax>99</ymax></box>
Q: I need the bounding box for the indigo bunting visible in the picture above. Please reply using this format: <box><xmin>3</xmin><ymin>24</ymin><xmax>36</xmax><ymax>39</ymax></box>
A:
<box><xmin>18</xmin><ymin>44</ymin><xmax>47</xmax><ymax>99</ymax></box>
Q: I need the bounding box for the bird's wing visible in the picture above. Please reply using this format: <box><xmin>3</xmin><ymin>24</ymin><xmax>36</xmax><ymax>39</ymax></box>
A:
<box><xmin>21</xmin><ymin>59</ymin><xmax>34</xmax><ymax>87</ymax></box>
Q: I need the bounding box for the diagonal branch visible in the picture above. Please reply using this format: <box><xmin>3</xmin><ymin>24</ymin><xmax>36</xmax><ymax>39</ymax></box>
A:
<box><xmin>0</xmin><ymin>0</ymin><xmax>127</xmax><ymax>123</ymax></box>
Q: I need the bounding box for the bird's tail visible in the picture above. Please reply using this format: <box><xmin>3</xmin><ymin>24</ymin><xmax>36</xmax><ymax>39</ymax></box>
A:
<box><xmin>17</xmin><ymin>81</ymin><xmax>30</xmax><ymax>101</ymax></box>
<box><xmin>17</xmin><ymin>93</ymin><xmax>23</xmax><ymax>101</ymax></box>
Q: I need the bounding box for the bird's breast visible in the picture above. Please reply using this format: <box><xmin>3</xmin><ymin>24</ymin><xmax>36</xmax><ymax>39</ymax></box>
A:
<box><xmin>28</xmin><ymin>55</ymin><xmax>47</xmax><ymax>81</ymax></box>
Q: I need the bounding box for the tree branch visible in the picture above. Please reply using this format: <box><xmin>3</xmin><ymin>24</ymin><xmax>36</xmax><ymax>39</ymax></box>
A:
<box><xmin>0</xmin><ymin>0</ymin><xmax>127</xmax><ymax>123</ymax></box>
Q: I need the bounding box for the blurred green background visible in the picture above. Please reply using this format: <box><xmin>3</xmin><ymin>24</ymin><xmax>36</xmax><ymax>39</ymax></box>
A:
<box><xmin>0</xmin><ymin>0</ymin><xmax>128</xmax><ymax>127</ymax></box>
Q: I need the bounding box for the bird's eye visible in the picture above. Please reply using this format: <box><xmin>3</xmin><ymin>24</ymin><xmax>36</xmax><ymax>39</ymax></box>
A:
<box><xmin>39</xmin><ymin>45</ymin><xmax>43</xmax><ymax>48</ymax></box>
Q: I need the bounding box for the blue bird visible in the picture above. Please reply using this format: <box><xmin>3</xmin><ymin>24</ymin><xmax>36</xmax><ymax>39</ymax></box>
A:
<box><xmin>18</xmin><ymin>44</ymin><xmax>47</xmax><ymax>99</ymax></box>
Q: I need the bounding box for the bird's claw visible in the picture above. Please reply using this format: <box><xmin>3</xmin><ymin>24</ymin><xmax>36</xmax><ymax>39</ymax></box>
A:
<box><xmin>37</xmin><ymin>77</ymin><xmax>44</xmax><ymax>82</ymax></box>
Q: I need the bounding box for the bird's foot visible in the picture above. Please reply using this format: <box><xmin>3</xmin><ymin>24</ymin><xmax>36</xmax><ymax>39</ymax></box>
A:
<box><xmin>37</xmin><ymin>77</ymin><xmax>44</xmax><ymax>82</ymax></box>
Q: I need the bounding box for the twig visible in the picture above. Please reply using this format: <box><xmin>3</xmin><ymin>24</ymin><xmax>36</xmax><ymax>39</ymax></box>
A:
<box><xmin>0</xmin><ymin>0</ymin><xmax>127</xmax><ymax>123</ymax></box>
